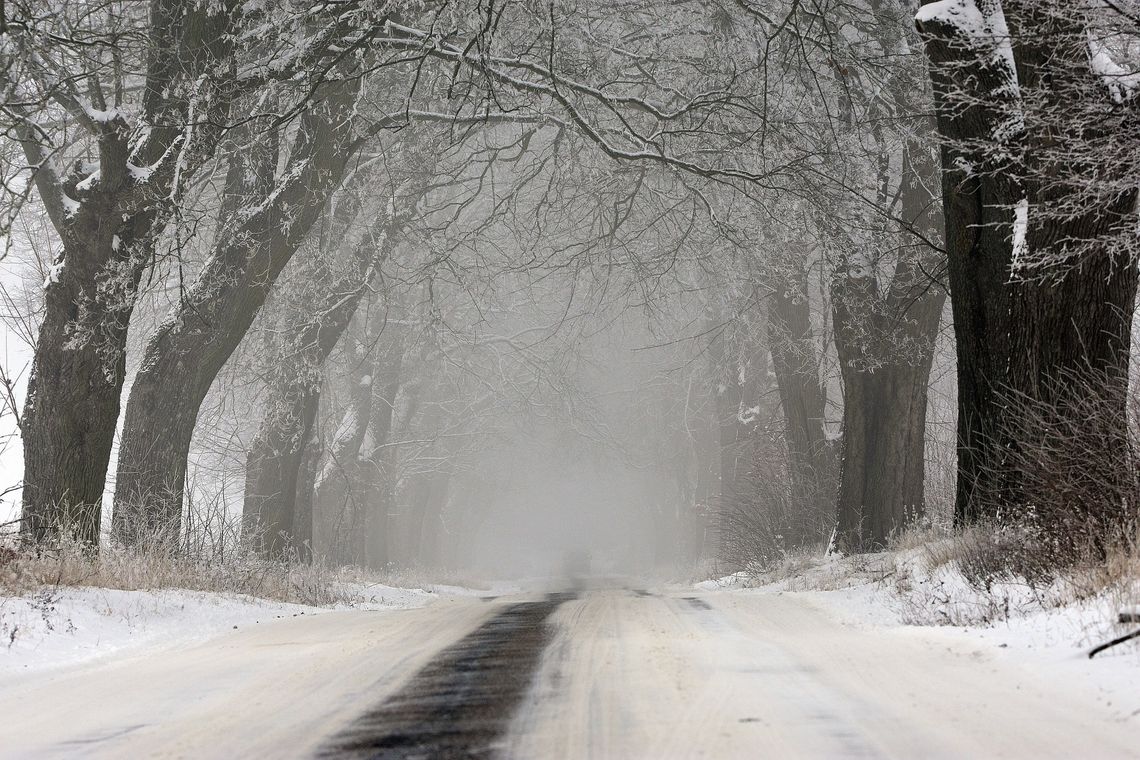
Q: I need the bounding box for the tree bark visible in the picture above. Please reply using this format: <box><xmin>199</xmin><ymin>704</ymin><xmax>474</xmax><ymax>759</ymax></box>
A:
<box><xmin>833</xmin><ymin>141</ymin><xmax>947</xmax><ymax>552</ymax></box>
<box><xmin>1000</xmin><ymin>3</ymin><xmax>1138</xmax><ymax>542</ymax></box>
<box><xmin>1002</xmin><ymin>1</ymin><xmax>1138</xmax><ymax>395</ymax></box>
<box><xmin>918</xmin><ymin>1</ymin><xmax>1137</xmax><ymax>536</ymax></box>
<box><xmin>242</xmin><ymin>204</ymin><xmax>402</xmax><ymax>559</ymax></box>
<box><xmin>767</xmin><ymin>261</ymin><xmax>837</xmax><ymax>545</ymax></box>
<box><xmin>243</xmin><ymin>385</ymin><xmax>321</xmax><ymax>558</ymax></box>
<box><xmin>917</xmin><ymin>3</ymin><xmax>1022</xmax><ymax>525</ymax></box>
<box><xmin>18</xmin><ymin>1</ymin><xmax>233</xmax><ymax>545</ymax></box>
<box><xmin>20</xmin><ymin>225</ymin><xmax>151</xmax><ymax>545</ymax></box>
<box><xmin>113</xmin><ymin>76</ymin><xmax>362</xmax><ymax>545</ymax></box>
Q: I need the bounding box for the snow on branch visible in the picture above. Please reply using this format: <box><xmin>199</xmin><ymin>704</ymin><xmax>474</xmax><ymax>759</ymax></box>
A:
<box><xmin>915</xmin><ymin>0</ymin><xmax>1022</xmax><ymax>143</ymax></box>
<box><xmin>1087</xmin><ymin>30</ymin><xmax>1140</xmax><ymax>103</ymax></box>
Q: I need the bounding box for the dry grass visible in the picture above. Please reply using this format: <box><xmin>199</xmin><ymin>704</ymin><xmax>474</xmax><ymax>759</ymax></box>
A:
<box><xmin>724</xmin><ymin>542</ymin><xmax>896</xmax><ymax>592</ymax></box>
<box><xmin>0</xmin><ymin>516</ymin><xmax>505</xmax><ymax>608</ymax></box>
<box><xmin>0</xmin><ymin>531</ymin><xmax>353</xmax><ymax>607</ymax></box>
<box><xmin>884</xmin><ymin>522</ymin><xmax>1140</xmax><ymax>627</ymax></box>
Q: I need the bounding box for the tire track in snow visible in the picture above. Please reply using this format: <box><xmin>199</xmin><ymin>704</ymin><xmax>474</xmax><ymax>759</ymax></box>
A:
<box><xmin>676</xmin><ymin>593</ymin><xmax>885</xmax><ymax>759</ymax></box>
<box><xmin>318</xmin><ymin>592</ymin><xmax>574</xmax><ymax>759</ymax></box>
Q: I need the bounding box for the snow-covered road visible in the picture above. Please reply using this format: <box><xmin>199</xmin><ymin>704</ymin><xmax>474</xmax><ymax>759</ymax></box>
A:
<box><xmin>0</xmin><ymin>585</ymin><xmax>1136</xmax><ymax>758</ymax></box>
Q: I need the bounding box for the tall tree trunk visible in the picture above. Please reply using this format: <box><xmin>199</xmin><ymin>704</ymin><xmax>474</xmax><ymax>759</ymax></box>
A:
<box><xmin>314</xmin><ymin>351</ymin><xmax>375</xmax><ymax>566</ymax></box>
<box><xmin>767</xmin><ymin>261</ymin><xmax>836</xmax><ymax>545</ymax></box>
<box><xmin>242</xmin><ymin>207</ymin><xmax>402</xmax><ymax>559</ymax></box>
<box><xmin>1003</xmin><ymin>1</ymin><xmax>1140</xmax><ymax>386</ymax></box>
<box><xmin>1000</xmin><ymin>2</ymin><xmax>1139</xmax><ymax>543</ymax></box>
<box><xmin>17</xmin><ymin>1</ymin><xmax>233</xmax><ymax>544</ymax></box>
<box><xmin>20</xmin><ymin>229</ymin><xmax>150</xmax><ymax>545</ymax></box>
<box><xmin>243</xmin><ymin>386</ymin><xmax>321</xmax><ymax>557</ymax></box>
<box><xmin>917</xmin><ymin>4</ymin><xmax>1021</xmax><ymax>525</ymax></box>
<box><xmin>834</xmin><ymin>142</ymin><xmax>947</xmax><ymax>552</ymax></box>
<box><xmin>919</xmin><ymin>2</ymin><xmax>1137</xmax><ymax>538</ymax></box>
<box><xmin>113</xmin><ymin>76</ymin><xmax>361</xmax><ymax>545</ymax></box>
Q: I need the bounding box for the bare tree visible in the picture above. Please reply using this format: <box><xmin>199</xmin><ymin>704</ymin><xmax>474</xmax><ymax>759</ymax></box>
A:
<box><xmin>112</xmin><ymin>69</ymin><xmax>368</xmax><ymax>544</ymax></box>
<box><xmin>917</xmin><ymin>0</ymin><xmax>1140</xmax><ymax>544</ymax></box>
<box><xmin>4</xmin><ymin>1</ymin><xmax>235</xmax><ymax>543</ymax></box>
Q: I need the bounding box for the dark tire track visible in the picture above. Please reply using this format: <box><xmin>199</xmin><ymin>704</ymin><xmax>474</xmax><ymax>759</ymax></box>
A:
<box><xmin>319</xmin><ymin>592</ymin><xmax>575</xmax><ymax>759</ymax></box>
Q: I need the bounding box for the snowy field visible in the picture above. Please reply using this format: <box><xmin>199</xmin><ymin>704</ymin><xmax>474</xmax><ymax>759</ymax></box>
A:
<box><xmin>698</xmin><ymin>553</ymin><xmax>1140</xmax><ymax>725</ymax></box>
<box><xmin>0</xmin><ymin>580</ymin><xmax>492</xmax><ymax>683</ymax></box>
<box><xmin>4</xmin><ymin>553</ymin><xmax>1136</xmax><ymax>728</ymax></box>
<box><xmin>0</xmin><ymin>563</ymin><xmax>1137</xmax><ymax>757</ymax></box>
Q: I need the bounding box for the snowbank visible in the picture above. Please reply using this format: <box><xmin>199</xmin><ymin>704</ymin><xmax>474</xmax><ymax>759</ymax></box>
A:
<box><xmin>0</xmin><ymin>580</ymin><xmax>460</xmax><ymax>681</ymax></box>
<box><xmin>700</xmin><ymin>550</ymin><xmax>1140</xmax><ymax>723</ymax></box>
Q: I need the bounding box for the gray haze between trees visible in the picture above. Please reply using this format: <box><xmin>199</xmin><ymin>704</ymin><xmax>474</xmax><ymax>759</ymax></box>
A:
<box><xmin>0</xmin><ymin>0</ymin><xmax>1136</xmax><ymax>582</ymax></box>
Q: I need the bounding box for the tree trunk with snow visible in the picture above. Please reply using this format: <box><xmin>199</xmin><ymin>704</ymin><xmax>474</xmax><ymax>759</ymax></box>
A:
<box><xmin>1000</xmin><ymin>2</ymin><xmax>1139</xmax><ymax>544</ymax></box>
<box><xmin>113</xmin><ymin>77</ymin><xmax>361</xmax><ymax>545</ymax></box>
<box><xmin>917</xmin><ymin>0</ymin><xmax>1022</xmax><ymax>525</ymax></box>
<box><xmin>21</xmin><ymin>226</ymin><xmax>152</xmax><ymax>545</ymax></box>
<box><xmin>243</xmin><ymin>204</ymin><xmax>402</xmax><ymax>559</ymax></box>
<box><xmin>833</xmin><ymin>143</ymin><xmax>946</xmax><ymax>552</ymax></box>
<box><xmin>17</xmin><ymin>1</ymin><xmax>233</xmax><ymax>545</ymax></box>
<box><xmin>919</xmin><ymin>0</ymin><xmax>1138</xmax><ymax>538</ymax></box>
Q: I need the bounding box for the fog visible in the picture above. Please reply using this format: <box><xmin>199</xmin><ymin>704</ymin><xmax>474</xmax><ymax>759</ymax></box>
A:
<box><xmin>384</xmin><ymin>276</ymin><xmax>716</xmax><ymax>581</ymax></box>
<box><xmin>0</xmin><ymin>0</ymin><xmax>955</xmax><ymax>582</ymax></box>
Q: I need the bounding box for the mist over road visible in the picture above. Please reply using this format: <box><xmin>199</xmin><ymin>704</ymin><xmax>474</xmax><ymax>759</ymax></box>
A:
<box><xmin>0</xmin><ymin>584</ymin><xmax>1134</xmax><ymax>759</ymax></box>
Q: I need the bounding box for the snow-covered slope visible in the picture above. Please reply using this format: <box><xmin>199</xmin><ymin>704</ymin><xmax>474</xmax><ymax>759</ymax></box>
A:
<box><xmin>0</xmin><ymin>581</ymin><xmax>449</xmax><ymax>682</ymax></box>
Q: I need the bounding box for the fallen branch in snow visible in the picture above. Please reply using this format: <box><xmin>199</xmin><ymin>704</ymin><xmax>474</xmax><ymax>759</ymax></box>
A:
<box><xmin>1088</xmin><ymin>615</ymin><xmax>1140</xmax><ymax>658</ymax></box>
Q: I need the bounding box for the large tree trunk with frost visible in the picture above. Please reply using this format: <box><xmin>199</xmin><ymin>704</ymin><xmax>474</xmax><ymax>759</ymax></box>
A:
<box><xmin>919</xmin><ymin>2</ymin><xmax>1137</xmax><ymax>538</ymax></box>
<box><xmin>1000</xmin><ymin>3</ymin><xmax>1138</xmax><ymax>544</ymax></box>
<box><xmin>18</xmin><ymin>1</ymin><xmax>232</xmax><ymax>545</ymax></box>
<box><xmin>1002</xmin><ymin>2</ymin><xmax>1139</xmax><ymax>393</ymax></box>
<box><xmin>834</xmin><ymin>143</ymin><xmax>946</xmax><ymax>552</ymax></box>
<box><xmin>113</xmin><ymin>78</ymin><xmax>361</xmax><ymax>545</ymax></box>
<box><xmin>917</xmin><ymin>3</ymin><xmax>1021</xmax><ymax>525</ymax></box>
<box><xmin>21</xmin><ymin>226</ymin><xmax>151</xmax><ymax>545</ymax></box>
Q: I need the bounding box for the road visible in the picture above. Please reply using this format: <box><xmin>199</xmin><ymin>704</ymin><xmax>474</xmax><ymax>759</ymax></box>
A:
<box><xmin>0</xmin><ymin>584</ymin><xmax>1136</xmax><ymax>759</ymax></box>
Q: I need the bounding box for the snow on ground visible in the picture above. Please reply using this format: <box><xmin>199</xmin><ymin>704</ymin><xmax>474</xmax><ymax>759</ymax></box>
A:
<box><xmin>698</xmin><ymin>552</ymin><xmax>1140</xmax><ymax>724</ymax></box>
<box><xmin>0</xmin><ymin>580</ymin><xmax>480</xmax><ymax>681</ymax></box>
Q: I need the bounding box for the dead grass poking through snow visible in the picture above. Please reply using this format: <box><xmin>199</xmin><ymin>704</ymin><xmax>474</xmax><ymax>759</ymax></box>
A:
<box><xmin>884</xmin><ymin>524</ymin><xmax>1140</xmax><ymax>628</ymax></box>
<box><xmin>0</xmin><ymin>534</ymin><xmax>352</xmax><ymax>607</ymax></box>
